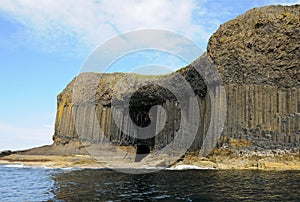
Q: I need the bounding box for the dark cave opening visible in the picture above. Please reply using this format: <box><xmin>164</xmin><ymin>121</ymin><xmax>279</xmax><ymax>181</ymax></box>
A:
<box><xmin>135</xmin><ymin>144</ymin><xmax>151</xmax><ymax>162</ymax></box>
<box><xmin>129</xmin><ymin>84</ymin><xmax>180</xmax><ymax>149</ymax></box>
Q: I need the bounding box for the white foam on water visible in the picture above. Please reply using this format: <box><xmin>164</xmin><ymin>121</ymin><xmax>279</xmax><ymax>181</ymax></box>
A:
<box><xmin>1</xmin><ymin>163</ymin><xmax>24</xmax><ymax>168</ymax></box>
<box><xmin>167</xmin><ymin>164</ymin><xmax>215</xmax><ymax>170</ymax></box>
<box><xmin>0</xmin><ymin>163</ymin><xmax>76</xmax><ymax>170</ymax></box>
<box><xmin>143</xmin><ymin>166</ymin><xmax>165</xmax><ymax>170</ymax></box>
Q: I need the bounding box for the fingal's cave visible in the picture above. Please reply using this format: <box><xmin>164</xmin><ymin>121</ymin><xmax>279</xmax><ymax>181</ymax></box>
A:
<box><xmin>53</xmin><ymin>5</ymin><xmax>300</xmax><ymax>157</ymax></box>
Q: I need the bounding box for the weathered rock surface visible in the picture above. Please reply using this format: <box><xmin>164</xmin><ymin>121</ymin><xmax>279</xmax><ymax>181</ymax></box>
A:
<box><xmin>54</xmin><ymin>60</ymin><xmax>209</xmax><ymax>152</ymax></box>
<box><xmin>208</xmin><ymin>5</ymin><xmax>300</xmax><ymax>88</ymax></box>
<box><xmin>53</xmin><ymin>5</ymin><xmax>300</xmax><ymax>158</ymax></box>
<box><xmin>208</xmin><ymin>5</ymin><xmax>300</xmax><ymax>152</ymax></box>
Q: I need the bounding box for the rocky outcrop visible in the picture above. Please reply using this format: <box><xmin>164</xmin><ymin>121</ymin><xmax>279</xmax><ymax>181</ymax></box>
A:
<box><xmin>53</xmin><ymin>64</ymin><xmax>209</xmax><ymax>152</ymax></box>
<box><xmin>208</xmin><ymin>5</ymin><xmax>300</xmax><ymax>152</ymax></box>
<box><xmin>53</xmin><ymin>5</ymin><xmax>300</xmax><ymax>156</ymax></box>
<box><xmin>208</xmin><ymin>5</ymin><xmax>300</xmax><ymax>88</ymax></box>
<box><xmin>0</xmin><ymin>150</ymin><xmax>14</xmax><ymax>157</ymax></box>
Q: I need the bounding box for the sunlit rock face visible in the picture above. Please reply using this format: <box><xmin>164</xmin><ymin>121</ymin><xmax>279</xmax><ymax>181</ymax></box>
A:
<box><xmin>207</xmin><ymin>5</ymin><xmax>300</xmax><ymax>151</ymax></box>
<box><xmin>53</xmin><ymin>5</ymin><xmax>300</xmax><ymax>155</ymax></box>
<box><xmin>53</xmin><ymin>64</ymin><xmax>209</xmax><ymax>152</ymax></box>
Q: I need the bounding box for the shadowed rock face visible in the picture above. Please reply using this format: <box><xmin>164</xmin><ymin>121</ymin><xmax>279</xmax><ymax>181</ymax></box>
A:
<box><xmin>53</xmin><ymin>5</ymin><xmax>300</xmax><ymax>156</ymax></box>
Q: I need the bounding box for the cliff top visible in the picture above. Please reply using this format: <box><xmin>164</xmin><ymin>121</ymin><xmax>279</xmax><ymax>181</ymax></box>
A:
<box><xmin>59</xmin><ymin>66</ymin><xmax>207</xmax><ymax>105</ymax></box>
<box><xmin>208</xmin><ymin>5</ymin><xmax>300</xmax><ymax>87</ymax></box>
<box><xmin>59</xmin><ymin>5</ymin><xmax>300</xmax><ymax>105</ymax></box>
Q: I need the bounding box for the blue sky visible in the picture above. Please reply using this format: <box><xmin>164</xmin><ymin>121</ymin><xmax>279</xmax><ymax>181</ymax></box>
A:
<box><xmin>0</xmin><ymin>0</ymin><xmax>299</xmax><ymax>150</ymax></box>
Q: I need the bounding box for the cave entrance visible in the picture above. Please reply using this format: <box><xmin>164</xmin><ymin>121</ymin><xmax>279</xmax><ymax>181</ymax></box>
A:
<box><xmin>135</xmin><ymin>144</ymin><xmax>150</xmax><ymax>162</ymax></box>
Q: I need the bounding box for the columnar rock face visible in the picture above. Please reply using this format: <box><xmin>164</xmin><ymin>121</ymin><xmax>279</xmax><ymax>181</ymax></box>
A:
<box><xmin>53</xmin><ymin>66</ymin><xmax>209</xmax><ymax>151</ymax></box>
<box><xmin>221</xmin><ymin>84</ymin><xmax>300</xmax><ymax>150</ymax></box>
<box><xmin>207</xmin><ymin>5</ymin><xmax>300</xmax><ymax>151</ymax></box>
<box><xmin>53</xmin><ymin>5</ymin><xmax>300</xmax><ymax>155</ymax></box>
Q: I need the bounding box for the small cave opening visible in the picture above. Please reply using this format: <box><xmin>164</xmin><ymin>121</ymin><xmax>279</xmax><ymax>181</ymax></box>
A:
<box><xmin>135</xmin><ymin>144</ymin><xmax>151</xmax><ymax>162</ymax></box>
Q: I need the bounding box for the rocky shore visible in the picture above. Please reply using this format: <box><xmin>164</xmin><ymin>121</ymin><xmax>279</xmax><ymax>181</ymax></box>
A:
<box><xmin>1</xmin><ymin>145</ymin><xmax>299</xmax><ymax>170</ymax></box>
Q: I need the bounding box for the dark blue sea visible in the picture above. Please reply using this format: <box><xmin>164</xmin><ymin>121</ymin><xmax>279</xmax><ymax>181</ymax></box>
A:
<box><xmin>0</xmin><ymin>164</ymin><xmax>299</xmax><ymax>201</ymax></box>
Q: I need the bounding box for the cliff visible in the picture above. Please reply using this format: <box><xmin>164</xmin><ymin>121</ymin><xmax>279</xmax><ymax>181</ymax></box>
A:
<box><xmin>207</xmin><ymin>5</ymin><xmax>300</xmax><ymax>152</ymax></box>
<box><xmin>53</xmin><ymin>5</ymin><xmax>300</xmax><ymax>160</ymax></box>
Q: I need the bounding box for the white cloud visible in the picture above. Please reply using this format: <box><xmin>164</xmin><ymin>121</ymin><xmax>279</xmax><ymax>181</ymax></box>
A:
<box><xmin>0</xmin><ymin>123</ymin><xmax>53</xmax><ymax>150</ymax></box>
<box><xmin>268</xmin><ymin>0</ymin><xmax>300</xmax><ymax>5</ymax></box>
<box><xmin>0</xmin><ymin>0</ymin><xmax>210</xmax><ymax>54</ymax></box>
<box><xmin>1</xmin><ymin>0</ymin><xmax>298</xmax><ymax>55</ymax></box>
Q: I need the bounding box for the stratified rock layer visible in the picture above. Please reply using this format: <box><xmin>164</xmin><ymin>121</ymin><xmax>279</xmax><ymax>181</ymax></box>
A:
<box><xmin>53</xmin><ymin>5</ymin><xmax>300</xmax><ymax>156</ymax></box>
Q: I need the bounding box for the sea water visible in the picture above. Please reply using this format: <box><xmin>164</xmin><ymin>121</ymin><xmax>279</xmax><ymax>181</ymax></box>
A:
<box><xmin>0</xmin><ymin>164</ymin><xmax>299</xmax><ymax>201</ymax></box>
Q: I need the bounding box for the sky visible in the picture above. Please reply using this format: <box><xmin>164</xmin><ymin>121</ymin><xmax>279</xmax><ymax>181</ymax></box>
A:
<box><xmin>0</xmin><ymin>0</ymin><xmax>299</xmax><ymax>151</ymax></box>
